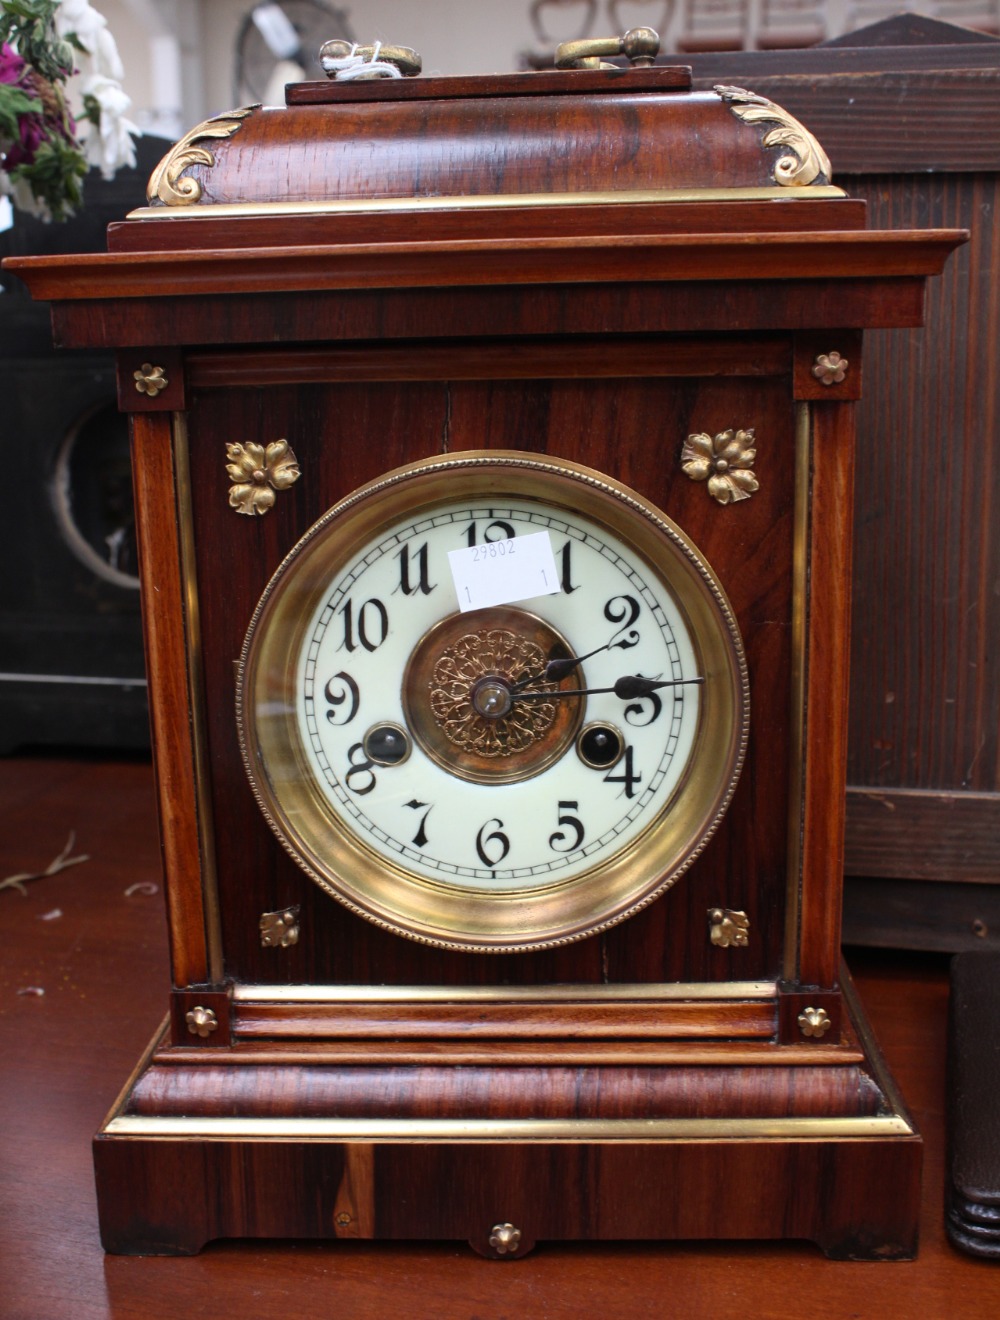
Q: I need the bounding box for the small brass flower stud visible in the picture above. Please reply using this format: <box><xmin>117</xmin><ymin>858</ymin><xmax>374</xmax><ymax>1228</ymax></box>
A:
<box><xmin>185</xmin><ymin>1006</ymin><xmax>219</xmax><ymax>1038</ymax></box>
<box><xmin>797</xmin><ymin>1006</ymin><xmax>833</xmax><ymax>1039</ymax></box>
<box><xmin>681</xmin><ymin>428</ymin><xmax>759</xmax><ymax>505</ymax></box>
<box><xmin>812</xmin><ymin>351</ymin><xmax>849</xmax><ymax>386</ymax></box>
<box><xmin>489</xmin><ymin>1222</ymin><xmax>522</xmax><ymax>1255</ymax></box>
<box><xmin>226</xmin><ymin>440</ymin><xmax>301</xmax><ymax>516</ymax></box>
<box><xmin>133</xmin><ymin>363</ymin><xmax>168</xmax><ymax>396</ymax></box>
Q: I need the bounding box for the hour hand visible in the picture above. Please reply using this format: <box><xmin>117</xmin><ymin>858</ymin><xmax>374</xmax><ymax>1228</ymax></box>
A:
<box><xmin>511</xmin><ymin>675</ymin><xmax>704</xmax><ymax>702</ymax></box>
<box><xmin>511</xmin><ymin>638</ymin><xmax>620</xmax><ymax>691</ymax></box>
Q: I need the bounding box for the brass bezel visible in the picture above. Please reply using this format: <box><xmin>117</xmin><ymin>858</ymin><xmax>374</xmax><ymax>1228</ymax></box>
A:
<box><xmin>237</xmin><ymin>451</ymin><xmax>749</xmax><ymax>952</ymax></box>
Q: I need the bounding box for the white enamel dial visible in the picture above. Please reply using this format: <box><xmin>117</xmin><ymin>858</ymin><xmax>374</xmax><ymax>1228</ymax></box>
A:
<box><xmin>299</xmin><ymin>502</ymin><xmax>699</xmax><ymax>891</ymax></box>
<box><xmin>239</xmin><ymin>452</ymin><xmax>748</xmax><ymax>951</ymax></box>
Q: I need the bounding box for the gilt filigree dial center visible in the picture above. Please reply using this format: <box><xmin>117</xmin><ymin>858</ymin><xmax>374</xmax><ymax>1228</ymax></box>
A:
<box><xmin>431</xmin><ymin>628</ymin><xmax>554</xmax><ymax>755</ymax></box>
<box><xmin>403</xmin><ymin>609</ymin><xmax>584</xmax><ymax>785</ymax></box>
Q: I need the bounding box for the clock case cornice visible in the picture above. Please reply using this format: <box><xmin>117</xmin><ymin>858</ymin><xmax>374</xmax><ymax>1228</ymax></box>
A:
<box><xmin>5</xmin><ymin>66</ymin><xmax>963</xmax><ymax>343</ymax></box>
<box><xmin>3</xmin><ymin>59</ymin><xmax>964</xmax><ymax>1258</ymax></box>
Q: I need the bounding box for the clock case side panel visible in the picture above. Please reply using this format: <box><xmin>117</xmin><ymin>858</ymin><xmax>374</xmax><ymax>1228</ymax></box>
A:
<box><xmin>129</xmin><ymin>411</ymin><xmax>221</xmax><ymax>991</ymax></box>
<box><xmin>178</xmin><ymin>340</ymin><xmax>801</xmax><ymax>993</ymax></box>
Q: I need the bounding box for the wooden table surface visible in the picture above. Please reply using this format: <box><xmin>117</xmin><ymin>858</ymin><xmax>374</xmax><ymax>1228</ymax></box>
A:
<box><xmin>2</xmin><ymin>753</ymin><xmax>998</xmax><ymax>1320</ymax></box>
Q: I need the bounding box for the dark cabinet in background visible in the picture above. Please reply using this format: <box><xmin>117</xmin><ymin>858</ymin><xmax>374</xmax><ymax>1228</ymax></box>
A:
<box><xmin>0</xmin><ymin>139</ymin><xmax>167</xmax><ymax>753</ymax></box>
<box><xmin>680</xmin><ymin>15</ymin><xmax>1000</xmax><ymax>952</ymax></box>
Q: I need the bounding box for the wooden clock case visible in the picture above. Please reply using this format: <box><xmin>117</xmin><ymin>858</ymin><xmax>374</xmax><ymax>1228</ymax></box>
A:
<box><xmin>6</xmin><ymin>62</ymin><xmax>963</xmax><ymax>1258</ymax></box>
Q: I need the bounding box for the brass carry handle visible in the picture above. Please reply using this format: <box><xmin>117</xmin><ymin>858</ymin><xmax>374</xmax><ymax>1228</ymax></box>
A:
<box><xmin>555</xmin><ymin>26</ymin><xmax>660</xmax><ymax>70</ymax></box>
<box><xmin>320</xmin><ymin>40</ymin><xmax>422</xmax><ymax>79</ymax></box>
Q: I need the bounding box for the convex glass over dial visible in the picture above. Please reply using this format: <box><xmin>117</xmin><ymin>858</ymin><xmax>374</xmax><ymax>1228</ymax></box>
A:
<box><xmin>238</xmin><ymin>452</ymin><xmax>749</xmax><ymax>951</ymax></box>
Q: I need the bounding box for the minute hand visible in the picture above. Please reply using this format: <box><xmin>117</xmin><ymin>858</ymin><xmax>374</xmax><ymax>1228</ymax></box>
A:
<box><xmin>511</xmin><ymin>676</ymin><xmax>704</xmax><ymax>702</ymax></box>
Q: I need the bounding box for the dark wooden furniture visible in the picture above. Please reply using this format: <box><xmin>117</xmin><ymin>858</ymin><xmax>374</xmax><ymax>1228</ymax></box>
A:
<box><xmin>0</xmin><ymin>139</ymin><xmax>169</xmax><ymax>755</ymax></box>
<box><xmin>5</xmin><ymin>754</ymin><xmax>1000</xmax><ymax>1316</ymax></box>
<box><xmin>4</xmin><ymin>58</ymin><xmax>963</xmax><ymax>1258</ymax></box>
<box><xmin>675</xmin><ymin>15</ymin><xmax>1000</xmax><ymax>952</ymax></box>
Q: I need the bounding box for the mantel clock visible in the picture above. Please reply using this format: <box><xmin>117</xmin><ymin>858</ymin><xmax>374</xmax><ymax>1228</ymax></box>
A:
<box><xmin>5</xmin><ymin>28</ymin><xmax>964</xmax><ymax>1258</ymax></box>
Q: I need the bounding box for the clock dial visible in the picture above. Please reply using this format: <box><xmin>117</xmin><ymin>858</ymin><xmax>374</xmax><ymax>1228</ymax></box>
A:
<box><xmin>238</xmin><ymin>452</ymin><xmax>748</xmax><ymax>950</ymax></box>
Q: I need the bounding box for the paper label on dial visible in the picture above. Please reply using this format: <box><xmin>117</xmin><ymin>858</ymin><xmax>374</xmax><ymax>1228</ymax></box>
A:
<box><xmin>448</xmin><ymin>531</ymin><xmax>561</xmax><ymax>612</ymax></box>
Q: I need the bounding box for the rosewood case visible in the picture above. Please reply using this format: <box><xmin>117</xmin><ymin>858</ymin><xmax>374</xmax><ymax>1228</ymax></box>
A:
<box><xmin>5</xmin><ymin>62</ymin><xmax>964</xmax><ymax>1258</ymax></box>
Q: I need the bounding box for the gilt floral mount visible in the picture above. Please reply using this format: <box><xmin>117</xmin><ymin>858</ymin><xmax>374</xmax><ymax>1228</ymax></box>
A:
<box><xmin>681</xmin><ymin>429</ymin><xmax>758</xmax><ymax>505</ymax></box>
<box><xmin>226</xmin><ymin>440</ymin><xmax>301</xmax><ymax>516</ymax></box>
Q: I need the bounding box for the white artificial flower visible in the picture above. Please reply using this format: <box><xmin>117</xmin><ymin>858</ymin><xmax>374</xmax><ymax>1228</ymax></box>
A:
<box><xmin>4</xmin><ymin>171</ymin><xmax>52</xmax><ymax>220</ymax></box>
<box><xmin>80</xmin><ymin>74</ymin><xmax>138</xmax><ymax>178</ymax></box>
<box><xmin>55</xmin><ymin>1</ymin><xmax>124</xmax><ymax>79</ymax></box>
<box><xmin>92</xmin><ymin>26</ymin><xmax>124</xmax><ymax>81</ymax></box>
<box><xmin>54</xmin><ymin>0</ymin><xmax>105</xmax><ymax>47</ymax></box>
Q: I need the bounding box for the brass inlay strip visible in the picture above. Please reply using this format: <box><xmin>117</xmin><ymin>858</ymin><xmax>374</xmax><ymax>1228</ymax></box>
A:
<box><xmin>125</xmin><ymin>185</ymin><xmax>847</xmax><ymax>223</ymax></box>
<box><xmin>174</xmin><ymin>415</ymin><xmax>224</xmax><ymax>983</ymax></box>
<box><xmin>152</xmin><ymin>1042</ymin><xmax>865</xmax><ymax>1067</ymax></box>
<box><xmin>232</xmin><ymin>981</ymin><xmax>777</xmax><ymax>1004</ymax></box>
<box><xmin>784</xmin><ymin>402</ymin><xmax>811</xmax><ymax>982</ymax></box>
<box><xmin>104</xmin><ymin>1113</ymin><xmax>915</xmax><ymax>1141</ymax></box>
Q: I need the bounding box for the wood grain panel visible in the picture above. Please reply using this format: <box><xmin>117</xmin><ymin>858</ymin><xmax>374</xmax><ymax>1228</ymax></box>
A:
<box><xmin>231</xmin><ymin>999</ymin><xmax>777</xmax><ymax>1040</ymax></box>
<box><xmin>694</xmin><ymin>70</ymin><xmax>1000</xmax><ymax>174</ymax></box>
<box><xmin>92</xmin><ymin>1130</ymin><xmax>921</xmax><ymax>1258</ymax></box>
<box><xmin>845</xmin><ymin>787</ymin><xmax>1000</xmax><ymax>883</ymax></box>
<box><xmin>287</xmin><ymin>67</ymin><xmax>693</xmax><ymax>105</ymax></box>
<box><xmin>44</xmin><ymin>278</ymin><xmax>932</xmax><ymax>351</ymax></box>
<box><xmin>130</xmin><ymin>414</ymin><xmax>211</xmax><ymax>989</ymax></box>
<box><xmin>846</xmin><ymin>173</ymin><xmax>1000</xmax><ymax>805</ymax></box>
<box><xmin>104</xmin><ymin>198</ymin><xmax>869</xmax><ymax>254</ymax></box>
<box><xmin>6</xmin><ymin>231</ymin><xmax>962</xmax><ymax>303</ymax></box>
<box><xmin>123</xmin><ymin>1062</ymin><xmax>875</xmax><ymax>1119</ymax></box>
<box><xmin>797</xmin><ymin>402</ymin><xmax>856</xmax><ymax>987</ymax></box>
<box><xmin>1</xmin><ymin>754</ymin><xmax>981</xmax><ymax>1306</ymax></box>
<box><xmin>682</xmin><ymin>40</ymin><xmax>996</xmax><ymax>942</ymax></box>
<box><xmin>184</xmin><ymin>368</ymin><xmax>796</xmax><ymax>987</ymax></box>
<box><xmin>185</xmin><ymin>335</ymin><xmax>791</xmax><ymax>388</ymax></box>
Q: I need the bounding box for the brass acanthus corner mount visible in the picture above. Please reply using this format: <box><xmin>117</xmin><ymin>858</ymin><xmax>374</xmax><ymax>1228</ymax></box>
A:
<box><xmin>714</xmin><ymin>85</ymin><xmax>832</xmax><ymax>187</ymax></box>
<box><xmin>147</xmin><ymin>105</ymin><xmax>258</xmax><ymax>207</ymax></box>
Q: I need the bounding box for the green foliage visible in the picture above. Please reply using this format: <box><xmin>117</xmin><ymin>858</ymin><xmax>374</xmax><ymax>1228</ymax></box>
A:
<box><xmin>0</xmin><ymin>78</ymin><xmax>40</xmax><ymax>141</ymax></box>
<box><xmin>8</xmin><ymin>132</ymin><xmax>87</xmax><ymax>220</ymax></box>
<box><xmin>0</xmin><ymin>1</ymin><xmax>75</xmax><ymax>83</ymax></box>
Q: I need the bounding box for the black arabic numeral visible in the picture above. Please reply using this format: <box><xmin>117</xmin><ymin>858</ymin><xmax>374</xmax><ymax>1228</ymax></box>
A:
<box><xmin>603</xmin><ymin>745</ymin><xmax>642</xmax><ymax>799</ymax></box>
<box><xmin>396</xmin><ymin>542</ymin><xmax>435</xmax><ymax>596</ymax></box>
<box><xmin>323</xmin><ymin>671</ymin><xmax>360</xmax><ymax>726</ymax></box>
<box><xmin>558</xmin><ymin>541</ymin><xmax>578</xmax><ymax>594</ymax></box>
<box><xmin>549</xmin><ymin>801</ymin><xmax>585</xmax><ymax>853</ymax></box>
<box><xmin>344</xmin><ymin>742</ymin><xmax>377</xmax><ymax>795</ymax></box>
<box><xmin>466</xmin><ymin>519</ymin><xmax>516</xmax><ymax>548</ymax></box>
<box><xmin>604</xmin><ymin>594</ymin><xmax>641</xmax><ymax>650</ymax></box>
<box><xmin>475</xmin><ymin>818</ymin><xmax>510</xmax><ymax>869</ymax></box>
<box><xmin>339</xmin><ymin>597</ymin><xmax>389</xmax><ymax>653</ymax></box>
<box><xmin>623</xmin><ymin>686</ymin><xmax>663</xmax><ymax>727</ymax></box>
<box><xmin>406</xmin><ymin>799</ymin><xmax>432</xmax><ymax>848</ymax></box>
